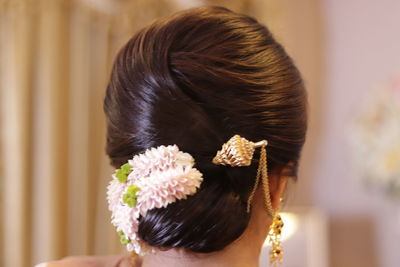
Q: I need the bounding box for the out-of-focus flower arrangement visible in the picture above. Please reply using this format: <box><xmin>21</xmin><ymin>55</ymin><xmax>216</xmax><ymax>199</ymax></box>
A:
<box><xmin>349</xmin><ymin>76</ymin><xmax>400</xmax><ymax>200</ymax></box>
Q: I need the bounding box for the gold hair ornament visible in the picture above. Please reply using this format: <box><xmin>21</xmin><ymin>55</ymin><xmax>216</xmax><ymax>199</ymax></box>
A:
<box><xmin>212</xmin><ymin>134</ymin><xmax>284</xmax><ymax>266</ymax></box>
<box><xmin>212</xmin><ymin>134</ymin><xmax>272</xmax><ymax>215</ymax></box>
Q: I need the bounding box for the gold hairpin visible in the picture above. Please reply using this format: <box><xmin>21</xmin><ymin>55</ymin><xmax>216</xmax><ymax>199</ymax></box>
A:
<box><xmin>212</xmin><ymin>134</ymin><xmax>284</xmax><ymax>266</ymax></box>
<box><xmin>212</xmin><ymin>134</ymin><xmax>274</xmax><ymax>216</ymax></box>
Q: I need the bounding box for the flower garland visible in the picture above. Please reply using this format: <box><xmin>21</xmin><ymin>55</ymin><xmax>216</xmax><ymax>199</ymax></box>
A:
<box><xmin>106</xmin><ymin>145</ymin><xmax>203</xmax><ymax>253</ymax></box>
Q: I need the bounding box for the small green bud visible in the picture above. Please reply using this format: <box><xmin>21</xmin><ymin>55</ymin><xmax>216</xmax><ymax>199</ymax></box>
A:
<box><xmin>115</xmin><ymin>163</ymin><xmax>132</xmax><ymax>183</ymax></box>
<box><xmin>117</xmin><ymin>230</ymin><xmax>130</xmax><ymax>245</ymax></box>
<box><xmin>122</xmin><ymin>185</ymin><xmax>141</xmax><ymax>207</ymax></box>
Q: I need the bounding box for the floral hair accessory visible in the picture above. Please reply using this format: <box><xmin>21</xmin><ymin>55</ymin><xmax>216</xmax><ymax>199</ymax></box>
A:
<box><xmin>106</xmin><ymin>145</ymin><xmax>203</xmax><ymax>254</ymax></box>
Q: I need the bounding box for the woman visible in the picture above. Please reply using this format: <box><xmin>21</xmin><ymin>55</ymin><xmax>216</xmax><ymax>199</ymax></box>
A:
<box><xmin>42</xmin><ymin>5</ymin><xmax>307</xmax><ymax>267</ymax></box>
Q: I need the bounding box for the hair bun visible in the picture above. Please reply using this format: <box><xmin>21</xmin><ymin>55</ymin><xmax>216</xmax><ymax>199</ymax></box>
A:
<box><xmin>104</xmin><ymin>6</ymin><xmax>307</xmax><ymax>253</ymax></box>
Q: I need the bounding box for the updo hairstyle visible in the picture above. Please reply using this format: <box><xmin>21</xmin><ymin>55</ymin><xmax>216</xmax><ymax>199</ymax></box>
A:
<box><xmin>104</xmin><ymin>6</ymin><xmax>307</xmax><ymax>253</ymax></box>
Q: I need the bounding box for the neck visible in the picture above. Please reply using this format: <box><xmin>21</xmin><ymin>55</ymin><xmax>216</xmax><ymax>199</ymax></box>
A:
<box><xmin>141</xmin><ymin>189</ymin><xmax>271</xmax><ymax>267</ymax></box>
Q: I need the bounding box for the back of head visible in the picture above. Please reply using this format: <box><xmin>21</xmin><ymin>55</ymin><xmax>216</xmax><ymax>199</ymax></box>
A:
<box><xmin>104</xmin><ymin>6</ymin><xmax>307</xmax><ymax>253</ymax></box>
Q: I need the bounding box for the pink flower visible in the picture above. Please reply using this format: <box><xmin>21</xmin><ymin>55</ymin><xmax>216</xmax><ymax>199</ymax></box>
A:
<box><xmin>106</xmin><ymin>145</ymin><xmax>203</xmax><ymax>254</ymax></box>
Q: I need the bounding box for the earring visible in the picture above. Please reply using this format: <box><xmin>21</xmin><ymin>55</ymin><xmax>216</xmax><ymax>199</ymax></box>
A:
<box><xmin>268</xmin><ymin>214</ymin><xmax>284</xmax><ymax>266</ymax></box>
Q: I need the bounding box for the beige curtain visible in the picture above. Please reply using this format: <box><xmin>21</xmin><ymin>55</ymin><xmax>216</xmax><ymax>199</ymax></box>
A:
<box><xmin>0</xmin><ymin>0</ymin><xmax>321</xmax><ymax>266</ymax></box>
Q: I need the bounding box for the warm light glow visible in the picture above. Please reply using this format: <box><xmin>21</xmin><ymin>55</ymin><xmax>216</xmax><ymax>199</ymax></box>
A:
<box><xmin>263</xmin><ymin>212</ymin><xmax>299</xmax><ymax>247</ymax></box>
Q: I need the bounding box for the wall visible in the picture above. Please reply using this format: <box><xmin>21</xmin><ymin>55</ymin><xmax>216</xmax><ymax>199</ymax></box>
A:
<box><xmin>315</xmin><ymin>1</ymin><xmax>400</xmax><ymax>266</ymax></box>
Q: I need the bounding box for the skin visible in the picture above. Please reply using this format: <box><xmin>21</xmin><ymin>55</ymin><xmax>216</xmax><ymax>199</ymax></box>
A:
<box><xmin>46</xmin><ymin>166</ymin><xmax>289</xmax><ymax>267</ymax></box>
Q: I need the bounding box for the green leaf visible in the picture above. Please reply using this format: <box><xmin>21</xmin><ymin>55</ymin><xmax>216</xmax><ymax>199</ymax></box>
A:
<box><xmin>121</xmin><ymin>163</ymin><xmax>132</xmax><ymax>173</ymax></box>
<box><xmin>122</xmin><ymin>185</ymin><xmax>141</xmax><ymax>207</ymax></box>
<box><xmin>115</xmin><ymin>163</ymin><xmax>132</xmax><ymax>183</ymax></box>
<box><xmin>116</xmin><ymin>169</ymin><xmax>127</xmax><ymax>183</ymax></box>
<box><xmin>117</xmin><ymin>230</ymin><xmax>130</xmax><ymax>245</ymax></box>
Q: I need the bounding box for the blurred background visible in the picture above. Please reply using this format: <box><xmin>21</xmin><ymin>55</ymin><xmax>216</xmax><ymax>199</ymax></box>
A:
<box><xmin>0</xmin><ymin>0</ymin><xmax>399</xmax><ymax>266</ymax></box>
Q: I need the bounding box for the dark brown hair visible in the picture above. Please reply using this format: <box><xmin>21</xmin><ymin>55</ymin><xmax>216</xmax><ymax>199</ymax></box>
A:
<box><xmin>104</xmin><ymin>6</ymin><xmax>307</xmax><ymax>253</ymax></box>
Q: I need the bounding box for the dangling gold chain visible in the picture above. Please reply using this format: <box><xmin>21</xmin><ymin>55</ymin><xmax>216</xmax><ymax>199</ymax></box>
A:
<box><xmin>246</xmin><ymin>145</ymin><xmax>274</xmax><ymax>217</ymax></box>
<box><xmin>246</xmin><ymin>144</ymin><xmax>284</xmax><ymax>266</ymax></box>
<box><xmin>212</xmin><ymin>135</ymin><xmax>284</xmax><ymax>266</ymax></box>
<box><xmin>259</xmin><ymin>145</ymin><xmax>275</xmax><ymax>217</ymax></box>
<box><xmin>246</xmin><ymin>156</ymin><xmax>261</xmax><ymax>212</ymax></box>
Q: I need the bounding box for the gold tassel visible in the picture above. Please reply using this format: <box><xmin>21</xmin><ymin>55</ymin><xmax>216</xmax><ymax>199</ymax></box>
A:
<box><xmin>248</xmin><ymin>142</ymin><xmax>284</xmax><ymax>266</ymax></box>
<box><xmin>257</xmin><ymin>145</ymin><xmax>284</xmax><ymax>266</ymax></box>
<box><xmin>268</xmin><ymin>214</ymin><xmax>284</xmax><ymax>266</ymax></box>
<box><xmin>212</xmin><ymin>135</ymin><xmax>284</xmax><ymax>266</ymax></box>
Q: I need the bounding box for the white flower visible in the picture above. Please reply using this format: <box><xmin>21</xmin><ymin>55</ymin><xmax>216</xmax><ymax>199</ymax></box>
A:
<box><xmin>106</xmin><ymin>144</ymin><xmax>204</xmax><ymax>254</ymax></box>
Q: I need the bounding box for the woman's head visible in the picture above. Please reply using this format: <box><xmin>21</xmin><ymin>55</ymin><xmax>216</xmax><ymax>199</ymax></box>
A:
<box><xmin>104</xmin><ymin>6</ymin><xmax>307</xmax><ymax>253</ymax></box>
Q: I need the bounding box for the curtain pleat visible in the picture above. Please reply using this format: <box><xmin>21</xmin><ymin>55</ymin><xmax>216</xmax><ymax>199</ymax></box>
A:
<box><xmin>31</xmin><ymin>0</ymin><xmax>70</xmax><ymax>262</ymax></box>
<box><xmin>1</xmin><ymin>5</ymin><xmax>35</xmax><ymax>267</ymax></box>
<box><xmin>89</xmin><ymin>15</ymin><xmax>123</xmax><ymax>255</ymax></box>
<box><xmin>86</xmin><ymin>10</ymin><xmax>117</xmax><ymax>255</ymax></box>
<box><xmin>67</xmin><ymin>4</ymin><xmax>92</xmax><ymax>256</ymax></box>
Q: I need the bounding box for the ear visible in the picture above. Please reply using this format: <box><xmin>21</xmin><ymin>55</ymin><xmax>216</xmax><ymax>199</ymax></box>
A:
<box><xmin>268</xmin><ymin>164</ymin><xmax>291</xmax><ymax>211</ymax></box>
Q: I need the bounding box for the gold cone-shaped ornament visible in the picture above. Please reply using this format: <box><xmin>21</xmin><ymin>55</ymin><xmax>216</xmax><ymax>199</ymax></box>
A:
<box><xmin>212</xmin><ymin>134</ymin><xmax>267</xmax><ymax>167</ymax></box>
<box><xmin>212</xmin><ymin>134</ymin><xmax>284</xmax><ymax>266</ymax></box>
